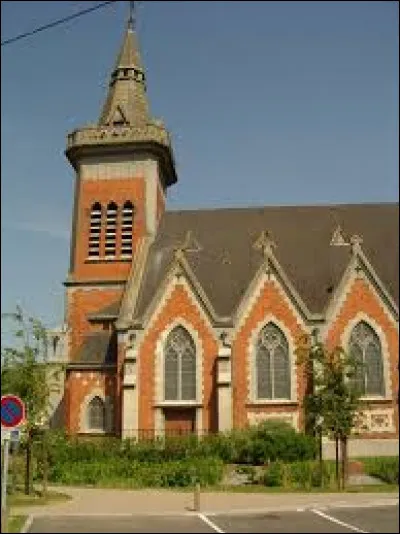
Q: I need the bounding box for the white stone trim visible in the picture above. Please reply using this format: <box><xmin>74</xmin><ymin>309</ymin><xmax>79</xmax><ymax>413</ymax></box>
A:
<box><xmin>247</xmin><ymin>411</ymin><xmax>299</xmax><ymax>431</ymax></box>
<box><xmin>79</xmin><ymin>153</ymin><xmax>155</xmax><ymax>181</ymax></box>
<box><xmin>79</xmin><ymin>388</ymin><xmax>114</xmax><ymax>434</ymax></box>
<box><xmin>234</xmin><ymin>269</ymin><xmax>307</xmax><ymax>338</ymax></box>
<box><xmin>353</xmin><ymin>407</ymin><xmax>396</xmax><ymax>434</ymax></box>
<box><xmin>144</xmin><ymin>159</ymin><xmax>159</xmax><ymax>235</ymax></box>
<box><xmin>247</xmin><ymin>315</ymin><xmax>298</xmax><ymax>404</ymax></box>
<box><xmin>321</xmin><ymin>259</ymin><xmax>398</xmax><ymax>341</ymax></box>
<box><xmin>153</xmin><ymin>317</ymin><xmax>205</xmax><ymax>436</ymax></box>
<box><xmin>341</xmin><ymin>312</ymin><xmax>393</xmax><ymax>400</ymax></box>
<box><xmin>145</xmin><ymin>269</ymin><xmax>217</xmax><ymax>343</ymax></box>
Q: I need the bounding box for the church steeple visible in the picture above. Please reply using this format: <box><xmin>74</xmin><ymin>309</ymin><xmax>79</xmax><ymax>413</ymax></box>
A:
<box><xmin>99</xmin><ymin>7</ymin><xmax>149</xmax><ymax>127</ymax></box>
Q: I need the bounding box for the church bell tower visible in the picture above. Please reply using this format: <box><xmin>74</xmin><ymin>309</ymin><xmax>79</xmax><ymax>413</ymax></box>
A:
<box><xmin>63</xmin><ymin>7</ymin><xmax>177</xmax><ymax>434</ymax></box>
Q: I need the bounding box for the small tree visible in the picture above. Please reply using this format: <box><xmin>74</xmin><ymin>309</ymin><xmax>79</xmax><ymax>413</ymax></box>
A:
<box><xmin>296</xmin><ymin>331</ymin><xmax>364</xmax><ymax>490</ymax></box>
<box><xmin>1</xmin><ymin>306</ymin><xmax>62</xmax><ymax>495</ymax></box>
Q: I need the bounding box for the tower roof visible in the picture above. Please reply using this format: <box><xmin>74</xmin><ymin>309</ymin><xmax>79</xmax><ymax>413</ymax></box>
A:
<box><xmin>99</xmin><ymin>17</ymin><xmax>149</xmax><ymax>127</ymax></box>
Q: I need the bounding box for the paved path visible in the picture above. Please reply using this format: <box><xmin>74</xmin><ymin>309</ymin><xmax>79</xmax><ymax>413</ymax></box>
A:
<box><xmin>13</xmin><ymin>486</ymin><xmax>399</xmax><ymax>518</ymax></box>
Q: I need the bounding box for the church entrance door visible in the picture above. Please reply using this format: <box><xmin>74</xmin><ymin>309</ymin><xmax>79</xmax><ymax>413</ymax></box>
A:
<box><xmin>164</xmin><ymin>407</ymin><xmax>196</xmax><ymax>437</ymax></box>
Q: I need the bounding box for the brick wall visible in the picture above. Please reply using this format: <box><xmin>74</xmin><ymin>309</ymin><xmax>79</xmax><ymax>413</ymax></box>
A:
<box><xmin>232</xmin><ymin>279</ymin><xmax>307</xmax><ymax>430</ymax></box>
<box><xmin>138</xmin><ymin>283</ymin><xmax>219</xmax><ymax>431</ymax></box>
<box><xmin>65</xmin><ymin>370</ymin><xmax>116</xmax><ymax>433</ymax></box>
<box><xmin>71</xmin><ymin>178</ymin><xmax>146</xmax><ymax>281</ymax></box>
<box><xmin>325</xmin><ymin>277</ymin><xmax>399</xmax><ymax>438</ymax></box>
<box><xmin>67</xmin><ymin>287</ymin><xmax>124</xmax><ymax>355</ymax></box>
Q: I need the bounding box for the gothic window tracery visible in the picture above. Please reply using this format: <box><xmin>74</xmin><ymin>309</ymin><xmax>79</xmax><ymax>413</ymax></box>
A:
<box><xmin>255</xmin><ymin>322</ymin><xmax>290</xmax><ymax>400</ymax></box>
<box><xmin>164</xmin><ymin>326</ymin><xmax>196</xmax><ymax>401</ymax></box>
<box><xmin>349</xmin><ymin>321</ymin><xmax>384</xmax><ymax>396</ymax></box>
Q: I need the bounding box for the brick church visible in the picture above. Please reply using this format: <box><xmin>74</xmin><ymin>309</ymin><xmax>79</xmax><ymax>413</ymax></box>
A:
<box><xmin>58</xmin><ymin>15</ymin><xmax>399</xmax><ymax>455</ymax></box>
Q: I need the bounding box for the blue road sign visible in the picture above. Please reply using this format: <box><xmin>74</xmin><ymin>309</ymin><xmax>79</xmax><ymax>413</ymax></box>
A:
<box><xmin>1</xmin><ymin>395</ymin><xmax>25</xmax><ymax>428</ymax></box>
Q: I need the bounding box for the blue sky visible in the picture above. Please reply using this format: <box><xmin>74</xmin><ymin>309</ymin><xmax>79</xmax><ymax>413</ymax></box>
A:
<box><xmin>1</xmin><ymin>1</ymin><xmax>398</xmax><ymax>342</ymax></box>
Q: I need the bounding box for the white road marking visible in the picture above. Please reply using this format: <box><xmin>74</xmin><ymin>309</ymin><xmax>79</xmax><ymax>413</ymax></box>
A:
<box><xmin>312</xmin><ymin>508</ymin><xmax>368</xmax><ymax>533</ymax></box>
<box><xmin>198</xmin><ymin>513</ymin><xmax>225</xmax><ymax>533</ymax></box>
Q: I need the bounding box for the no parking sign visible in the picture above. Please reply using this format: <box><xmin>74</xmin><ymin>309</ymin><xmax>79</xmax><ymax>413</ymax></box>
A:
<box><xmin>1</xmin><ymin>395</ymin><xmax>25</xmax><ymax>429</ymax></box>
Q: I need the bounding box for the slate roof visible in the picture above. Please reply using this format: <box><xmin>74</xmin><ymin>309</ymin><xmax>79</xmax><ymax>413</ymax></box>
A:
<box><xmin>87</xmin><ymin>300</ymin><xmax>121</xmax><ymax>320</ymax></box>
<box><xmin>72</xmin><ymin>332</ymin><xmax>117</xmax><ymax>364</ymax></box>
<box><xmin>134</xmin><ymin>203</ymin><xmax>399</xmax><ymax>320</ymax></box>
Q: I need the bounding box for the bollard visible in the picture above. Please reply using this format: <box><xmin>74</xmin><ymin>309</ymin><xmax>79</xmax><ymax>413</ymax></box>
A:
<box><xmin>193</xmin><ymin>482</ymin><xmax>201</xmax><ymax>512</ymax></box>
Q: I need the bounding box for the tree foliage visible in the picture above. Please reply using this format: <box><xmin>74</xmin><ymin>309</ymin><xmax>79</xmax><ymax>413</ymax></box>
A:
<box><xmin>1</xmin><ymin>305</ymin><xmax>61</xmax><ymax>430</ymax></box>
<box><xmin>295</xmin><ymin>331</ymin><xmax>365</xmax><ymax>488</ymax></box>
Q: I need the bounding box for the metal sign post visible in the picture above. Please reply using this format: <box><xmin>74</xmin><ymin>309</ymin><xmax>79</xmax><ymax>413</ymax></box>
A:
<box><xmin>1</xmin><ymin>395</ymin><xmax>26</xmax><ymax>533</ymax></box>
<box><xmin>1</xmin><ymin>436</ymin><xmax>11</xmax><ymax>532</ymax></box>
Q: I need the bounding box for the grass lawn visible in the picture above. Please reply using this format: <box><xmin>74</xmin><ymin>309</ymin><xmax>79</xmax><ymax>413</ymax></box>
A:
<box><xmin>7</xmin><ymin>515</ymin><xmax>27</xmax><ymax>533</ymax></box>
<box><xmin>8</xmin><ymin>488</ymin><xmax>71</xmax><ymax>507</ymax></box>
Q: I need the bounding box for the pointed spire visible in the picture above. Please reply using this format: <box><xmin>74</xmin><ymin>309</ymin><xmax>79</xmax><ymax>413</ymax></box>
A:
<box><xmin>99</xmin><ymin>3</ymin><xmax>149</xmax><ymax>127</ymax></box>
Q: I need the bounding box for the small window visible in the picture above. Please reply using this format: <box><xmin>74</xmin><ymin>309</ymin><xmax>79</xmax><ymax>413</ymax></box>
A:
<box><xmin>121</xmin><ymin>201</ymin><xmax>134</xmax><ymax>257</ymax></box>
<box><xmin>88</xmin><ymin>202</ymin><xmax>102</xmax><ymax>257</ymax></box>
<box><xmin>105</xmin><ymin>202</ymin><xmax>118</xmax><ymax>258</ymax></box>
<box><xmin>87</xmin><ymin>396</ymin><xmax>106</xmax><ymax>431</ymax></box>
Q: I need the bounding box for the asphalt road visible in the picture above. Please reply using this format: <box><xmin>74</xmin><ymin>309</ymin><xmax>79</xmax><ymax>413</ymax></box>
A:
<box><xmin>28</xmin><ymin>505</ymin><xmax>399</xmax><ymax>533</ymax></box>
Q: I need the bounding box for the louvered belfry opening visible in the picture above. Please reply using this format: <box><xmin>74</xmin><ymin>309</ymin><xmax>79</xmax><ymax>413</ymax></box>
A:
<box><xmin>121</xmin><ymin>201</ymin><xmax>134</xmax><ymax>257</ymax></box>
<box><xmin>88</xmin><ymin>202</ymin><xmax>102</xmax><ymax>258</ymax></box>
<box><xmin>105</xmin><ymin>202</ymin><xmax>118</xmax><ymax>258</ymax></box>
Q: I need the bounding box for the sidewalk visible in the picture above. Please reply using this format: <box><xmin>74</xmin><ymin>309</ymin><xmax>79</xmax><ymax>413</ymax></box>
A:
<box><xmin>12</xmin><ymin>486</ymin><xmax>399</xmax><ymax>517</ymax></box>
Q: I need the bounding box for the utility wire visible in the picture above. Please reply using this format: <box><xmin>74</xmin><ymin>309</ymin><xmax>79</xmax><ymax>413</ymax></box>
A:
<box><xmin>1</xmin><ymin>1</ymin><xmax>116</xmax><ymax>47</ymax></box>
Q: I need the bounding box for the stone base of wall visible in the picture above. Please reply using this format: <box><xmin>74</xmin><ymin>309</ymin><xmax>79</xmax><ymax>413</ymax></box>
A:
<box><xmin>322</xmin><ymin>438</ymin><xmax>399</xmax><ymax>459</ymax></box>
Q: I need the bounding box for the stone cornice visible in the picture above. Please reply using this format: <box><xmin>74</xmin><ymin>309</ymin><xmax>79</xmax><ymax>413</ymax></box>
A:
<box><xmin>65</xmin><ymin>122</ymin><xmax>177</xmax><ymax>186</ymax></box>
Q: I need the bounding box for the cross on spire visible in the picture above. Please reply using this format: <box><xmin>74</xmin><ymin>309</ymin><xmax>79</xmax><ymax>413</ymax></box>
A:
<box><xmin>128</xmin><ymin>1</ymin><xmax>136</xmax><ymax>29</ymax></box>
<box><xmin>253</xmin><ymin>230</ymin><xmax>277</xmax><ymax>257</ymax></box>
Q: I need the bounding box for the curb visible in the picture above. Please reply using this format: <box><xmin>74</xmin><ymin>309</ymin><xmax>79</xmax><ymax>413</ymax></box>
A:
<box><xmin>20</xmin><ymin>515</ymin><xmax>33</xmax><ymax>533</ymax></box>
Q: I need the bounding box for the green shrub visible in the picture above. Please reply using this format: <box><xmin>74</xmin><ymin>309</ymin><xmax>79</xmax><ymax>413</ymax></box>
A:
<box><xmin>237</xmin><ymin>421</ymin><xmax>317</xmax><ymax>465</ymax></box>
<box><xmin>362</xmin><ymin>457</ymin><xmax>399</xmax><ymax>485</ymax></box>
<box><xmin>263</xmin><ymin>461</ymin><xmax>284</xmax><ymax>487</ymax></box>
<box><xmin>41</xmin><ymin>423</ymin><xmax>317</xmax><ymax>477</ymax></box>
<box><xmin>48</xmin><ymin>457</ymin><xmax>223</xmax><ymax>488</ymax></box>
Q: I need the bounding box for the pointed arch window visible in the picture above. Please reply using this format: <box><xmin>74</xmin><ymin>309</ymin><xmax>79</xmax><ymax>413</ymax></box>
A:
<box><xmin>88</xmin><ymin>202</ymin><xmax>102</xmax><ymax>257</ymax></box>
<box><xmin>121</xmin><ymin>201</ymin><xmax>134</xmax><ymax>257</ymax></box>
<box><xmin>164</xmin><ymin>326</ymin><xmax>196</xmax><ymax>401</ymax></box>
<box><xmin>87</xmin><ymin>396</ymin><xmax>106</xmax><ymax>431</ymax></box>
<box><xmin>255</xmin><ymin>322</ymin><xmax>290</xmax><ymax>400</ymax></box>
<box><xmin>349</xmin><ymin>321</ymin><xmax>384</xmax><ymax>396</ymax></box>
<box><xmin>105</xmin><ymin>202</ymin><xmax>118</xmax><ymax>257</ymax></box>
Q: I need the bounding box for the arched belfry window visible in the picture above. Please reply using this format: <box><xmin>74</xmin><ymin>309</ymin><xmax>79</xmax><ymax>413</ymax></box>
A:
<box><xmin>164</xmin><ymin>326</ymin><xmax>196</xmax><ymax>401</ymax></box>
<box><xmin>255</xmin><ymin>322</ymin><xmax>290</xmax><ymax>400</ymax></box>
<box><xmin>88</xmin><ymin>202</ymin><xmax>102</xmax><ymax>257</ymax></box>
<box><xmin>105</xmin><ymin>202</ymin><xmax>118</xmax><ymax>257</ymax></box>
<box><xmin>349</xmin><ymin>321</ymin><xmax>384</xmax><ymax>396</ymax></box>
<box><xmin>87</xmin><ymin>396</ymin><xmax>106</xmax><ymax>431</ymax></box>
<box><xmin>121</xmin><ymin>201</ymin><xmax>134</xmax><ymax>257</ymax></box>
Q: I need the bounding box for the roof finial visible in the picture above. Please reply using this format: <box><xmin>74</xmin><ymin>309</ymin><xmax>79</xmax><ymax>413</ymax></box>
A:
<box><xmin>128</xmin><ymin>1</ymin><xmax>135</xmax><ymax>30</ymax></box>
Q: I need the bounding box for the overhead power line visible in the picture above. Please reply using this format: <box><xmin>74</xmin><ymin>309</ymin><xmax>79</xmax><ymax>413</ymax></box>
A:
<box><xmin>1</xmin><ymin>1</ymin><xmax>116</xmax><ymax>47</ymax></box>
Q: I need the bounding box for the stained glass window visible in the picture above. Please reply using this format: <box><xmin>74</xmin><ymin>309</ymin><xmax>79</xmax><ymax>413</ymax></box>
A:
<box><xmin>164</xmin><ymin>326</ymin><xmax>196</xmax><ymax>401</ymax></box>
<box><xmin>349</xmin><ymin>321</ymin><xmax>384</xmax><ymax>396</ymax></box>
<box><xmin>255</xmin><ymin>323</ymin><xmax>290</xmax><ymax>399</ymax></box>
